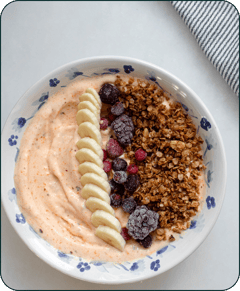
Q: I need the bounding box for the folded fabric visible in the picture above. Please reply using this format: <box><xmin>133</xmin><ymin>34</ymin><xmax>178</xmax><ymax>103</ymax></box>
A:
<box><xmin>171</xmin><ymin>1</ymin><xmax>239</xmax><ymax>96</ymax></box>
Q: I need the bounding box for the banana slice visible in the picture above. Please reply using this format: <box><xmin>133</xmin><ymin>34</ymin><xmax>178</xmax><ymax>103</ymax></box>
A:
<box><xmin>86</xmin><ymin>197</ymin><xmax>115</xmax><ymax>216</ymax></box>
<box><xmin>76</xmin><ymin>148</ymin><xmax>103</xmax><ymax>168</ymax></box>
<box><xmin>86</xmin><ymin>88</ymin><xmax>101</xmax><ymax>105</ymax></box>
<box><xmin>78</xmin><ymin>122</ymin><xmax>102</xmax><ymax>145</ymax></box>
<box><xmin>78</xmin><ymin>101</ymin><xmax>100</xmax><ymax>121</ymax></box>
<box><xmin>79</xmin><ymin>93</ymin><xmax>99</xmax><ymax>109</ymax></box>
<box><xmin>78</xmin><ymin>162</ymin><xmax>107</xmax><ymax>180</ymax></box>
<box><xmin>76</xmin><ymin>109</ymin><xmax>100</xmax><ymax>129</ymax></box>
<box><xmin>81</xmin><ymin>173</ymin><xmax>110</xmax><ymax>194</ymax></box>
<box><xmin>91</xmin><ymin>210</ymin><xmax>121</xmax><ymax>232</ymax></box>
<box><xmin>76</xmin><ymin>137</ymin><xmax>103</xmax><ymax>160</ymax></box>
<box><xmin>95</xmin><ymin>226</ymin><xmax>126</xmax><ymax>252</ymax></box>
<box><xmin>81</xmin><ymin>184</ymin><xmax>110</xmax><ymax>204</ymax></box>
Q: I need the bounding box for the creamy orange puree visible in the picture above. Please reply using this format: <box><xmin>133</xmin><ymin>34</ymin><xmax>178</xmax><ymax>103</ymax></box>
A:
<box><xmin>14</xmin><ymin>74</ymin><xmax>205</xmax><ymax>263</ymax></box>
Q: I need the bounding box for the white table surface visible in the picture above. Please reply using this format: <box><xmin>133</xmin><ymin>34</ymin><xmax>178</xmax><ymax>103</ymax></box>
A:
<box><xmin>1</xmin><ymin>1</ymin><xmax>239</xmax><ymax>290</ymax></box>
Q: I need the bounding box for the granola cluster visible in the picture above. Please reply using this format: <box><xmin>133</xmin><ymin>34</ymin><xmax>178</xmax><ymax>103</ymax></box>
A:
<box><xmin>114</xmin><ymin>76</ymin><xmax>206</xmax><ymax>241</ymax></box>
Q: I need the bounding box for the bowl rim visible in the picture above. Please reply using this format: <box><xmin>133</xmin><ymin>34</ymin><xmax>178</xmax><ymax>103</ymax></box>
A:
<box><xmin>1</xmin><ymin>55</ymin><xmax>227</xmax><ymax>284</ymax></box>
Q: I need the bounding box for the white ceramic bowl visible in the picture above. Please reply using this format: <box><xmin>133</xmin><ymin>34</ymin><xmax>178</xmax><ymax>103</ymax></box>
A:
<box><xmin>2</xmin><ymin>56</ymin><xmax>227</xmax><ymax>284</ymax></box>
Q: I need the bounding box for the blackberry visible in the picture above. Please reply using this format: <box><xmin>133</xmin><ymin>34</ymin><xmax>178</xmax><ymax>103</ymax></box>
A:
<box><xmin>122</xmin><ymin>197</ymin><xmax>137</xmax><ymax>214</ymax></box>
<box><xmin>110</xmin><ymin>193</ymin><xmax>122</xmax><ymax>208</ymax></box>
<box><xmin>137</xmin><ymin>235</ymin><xmax>153</xmax><ymax>248</ymax></box>
<box><xmin>126</xmin><ymin>205</ymin><xmax>159</xmax><ymax>240</ymax></box>
<box><xmin>111</xmin><ymin>102</ymin><xmax>125</xmax><ymax>116</ymax></box>
<box><xmin>109</xmin><ymin>179</ymin><xmax>125</xmax><ymax>195</ymax></box>
<box><xmin>113</xmin><ymin>171</ymin><xmax>128</xmax><ymax>184</ymax></box>
<box><xmin>124</xmin><ymin>174</ymin><xmax>140</xmax><ymax>193</ymax></box>
<box><xmin>112</xmin><ymin>158</ymin><xmax>127</xmax><ymax>171</ymax></box>
<box><xmin>111</xmin><ymin>114</ymin><xmax>134</xmax><ymax>146</ymax></box>
<box><xmin>99</xmin><ymin>83</ymin><xmax>120</xmax><ymax>105</ymax></box>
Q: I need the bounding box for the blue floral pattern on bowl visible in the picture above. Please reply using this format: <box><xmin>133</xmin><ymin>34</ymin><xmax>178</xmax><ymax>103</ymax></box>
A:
<box><xmin>3</xmin><ymin>62</ymin><xmax>221</xmax><ymax>283</ymax></box>
<box><xmin>150</xmin><ymin>259</ymin><xmax>160</xmax><ymax>271</ymax></box>
<box><xmin>206</xmin><ymin>196</ymin><xmax>216</xmax><ymax>209</ymax></box>
<box><xmin>16</xmin><ymin>214</ymin><xmax>26</xmax><ymax>224</ymax></box>
<box><xmin>77</xmin><ymin>261</ymin><xmax>91</xmax><ymax>272</ymax></box>
<box><xmin>49</xmin><ymin>78</ymin><xmax>60</xmax><ymax>87</ymax></box>
<box><xmin>8</xmin><ymin>135</ymin><xmax>18</xmax><ymax>146</ymax></box>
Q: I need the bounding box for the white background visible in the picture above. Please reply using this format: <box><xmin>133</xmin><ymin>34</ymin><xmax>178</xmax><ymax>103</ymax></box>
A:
<box><xmin>1</xmin><ymin>1</ymin><xmax>239</xmax><ymax>290</ymax></box>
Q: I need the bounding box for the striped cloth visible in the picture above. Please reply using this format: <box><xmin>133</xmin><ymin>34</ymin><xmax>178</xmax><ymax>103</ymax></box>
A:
<box><xmin>171</xmin><ymin>1</ymin><xmax>239</xmax><ymax>96</ymax></box>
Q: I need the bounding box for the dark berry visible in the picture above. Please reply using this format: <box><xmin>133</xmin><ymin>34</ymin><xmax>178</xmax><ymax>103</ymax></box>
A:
<box><xmin>111</xmin><ymin>114</ymin><xmax>134</xmax><ymax>146</ymax></box>
<box><xmin>109</xmin><ymin>179</ymin><xmax>125</xmax><ymax>195</ymax></box>
<box><xmin>124</xmin><ymin>174</ymin><xmax>140</xmax><ymax>193</ymax></box>
<box><xmin>103</xmin><ymin>161</ymin><xmax>112</xmax><ymax>173</ymax></box>
<box><xmin>99</xmin><ymin>83</ymin><xmax>120</xmax><ymax>105</ymax></box>
<box><xmin>106</xmin><ymin>138</ymin><xmax>124</xmax><ymax>159</ymax></box>
<box><xmin>100</xmin><ymin>117</ymin><xmax>108</xmax><ymax>130</ymax></box>
<box><xmin>112</xmin><ymin>158</ymin><xmax>127</xmax><ymax>171</ymax></box>
<box><xmin>137</xmin><ymin>235</ymin><xmax>153</xmax><ymax>248</ymax></box>
<box><xmin>113</xmin><ymin>171</ymin><xmax>128</xmax><ymax>184</ymax></box>
<box><xmin>121</xmin><ymin>227</ymin><xmax>131</xmax><ymax>241</ymax></box>
<box><xmin>102</xmin><ymin>149</ymin><xmax>107</xmax><ymax>161</ymax></box>
<box><xmin>135</xmin><ymin>149</ymin><xmax>147</xmax><ymax>161</ymax></box>
<box><xmin>110</xmin><ymin>193</ymin><xmax>122</xmax><ymax>208</ymax></box>
<box><xmin>127</xmin><ymin>164</ymin><xmax>138</xmax><ymax>174</ymax></box>
<box><xmin>111</xmin><ymin>102</ymin><xmax>125</xmax><ymax>116</ymax></box>
<box><xmin>122</xmin><ymin>197</ymin><xmax>137</xmax><ymax>214</ymax></box>
<box><xmin>126</xmin><ymin>206</ymin><xmax>159</xmax><ymax>240</ymax></box>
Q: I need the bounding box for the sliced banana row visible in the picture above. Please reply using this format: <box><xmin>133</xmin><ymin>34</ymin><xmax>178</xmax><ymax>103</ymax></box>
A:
<box><xmin>76</xmin><ymin>88</ymin><xmax>125</xmax><ymax>252</ymax></box>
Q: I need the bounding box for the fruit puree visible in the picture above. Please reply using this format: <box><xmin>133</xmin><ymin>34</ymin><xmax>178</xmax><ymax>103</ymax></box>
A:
<box><xmin>14</xmin><ymin>74</ymin><xmax>205</xmax><ymax>263</ymax></box>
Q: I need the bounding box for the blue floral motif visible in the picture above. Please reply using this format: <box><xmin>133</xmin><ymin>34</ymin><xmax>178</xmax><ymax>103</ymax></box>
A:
<box><xmin>77</xmin><ymin>262</ymin><xmax>91</xmax><ymax>272</ymax></box>
<box><xmin>8</xmin><ymin>135</ymin><xmax>18</xmax><ymax>146</ymax></box>
<box><xmin>58</xmin><ymin>251</ymin><xmax>68</xmax><ymax>258</ymax></box>
<box><xmin>31</xmin><ymin>92</ymin><xmax>49</xmax><ymax>112</ymax></box>
<box><xmin>179</xmin><ymin>102</ymin><xmax>189</xmax><ymax>112</ymax></box>
<box><xmin>206</xmin><ymin>196</ymin><xmax>216</xmax><ymax>209</ymax></box>
<box><xmin>8</xmin><ymin>188</ymin><xmax>16</xmax><ymax>202</ymax></box>
<box><xmin>123</xmin><ymin>65</ymin><xmax>134</xmax><ymax>74</ymax></box>
<box><xmin>207</xmin><ymin>169</ymin><xmax>213</xmax><ymax>187</ymax></box>
<box><xmin>15</xmin><ymin>147</ymin><xmax>20</xmax><ymax>162</ymax></box>
<box><xmin>190</xmin><ymin>220</ymin><xmax>197</xmax><ymax>229</ymax></box>
<box><xmin>57</xmin><ymin>251</ymin><xmax>72</xmax><ymax>263</ymax></box>
<box><xmin>39</xmin><ymin>92</ymin><xmax>49</xmax><ymax>102</ymax></box>
<box><xmin>156</xmin><ymin>246</ymin><xmax>168</xmax><ymax>256</ymax></box>
<box><xmin>49</xmin><ymin>78</ymin><xmax>60</xmax><ymax>87</ymax></box>
<box><xmin>130</xmin><ymin>262</ymin><xmax>138</xmax><ymax>271</ymax></box>
<box><xmin>100</xmin><ymin>68</ymin><xmax>120</xmax><ymax>75</ymax></box>
<box><xmin>29</xmin><ymin>226</ymin><xmax>41</xmax><ymax>238</ymax></box>
<box><xmin>145</xmin><ymin>70</ymin><xmax>157</xmax><ymax>82</ymax></box>
<box><xmin>65</xmin><ymin>68</ymin><xmax>88</xmax><ymax>80</ymax></box>
<box><xmin>200</xmin><ymin>117</ymin><xmax>211</xmax><ymax>131</ymax></box>
<box><xmin>203</xmin><ymin>138</ymin><xmax>213</xmax><ymax>157</ymax></box>
<box><xmin>16</xmin><ymin>213</ymin><xmax>26</xmax><ymax>224</ymax></box>
<box><xmin>92</xmin><ymin>262</ymin><xmax>103</xmax><ymax>266</ymax></box>
<box><xmin>12</xmin><ymin>117</ymin><xmax>30</xmax><ymax>132</ymax></box>
<box><xmin>150</xmin><ymin>259</ymin><xmax>160</xmax><ymax>271</ymax></box>
<box><xmin>107</xmin><ymin>68</ymin><xmax>120</xmax><ymax>73</ymax></box>
<box><xmin>145</xmin><ymin>70</ymin><xmax>164</xmax><ymax>90</ymax></box>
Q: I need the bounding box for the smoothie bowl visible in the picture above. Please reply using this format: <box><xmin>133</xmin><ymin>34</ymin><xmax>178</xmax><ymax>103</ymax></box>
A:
<box><xmin>1</xmin><ymin>56</ymin><xmax>227</xmax><ymax>284</ymax></box>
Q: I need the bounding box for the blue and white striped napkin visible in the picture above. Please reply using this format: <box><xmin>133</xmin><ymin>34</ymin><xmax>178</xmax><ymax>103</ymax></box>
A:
<box><xmin>171</xmin><ymin>1</ymin><xmax>239</xmax><ymax>96</ymax></box>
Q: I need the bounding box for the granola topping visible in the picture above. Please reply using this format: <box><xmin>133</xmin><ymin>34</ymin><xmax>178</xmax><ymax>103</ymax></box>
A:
<box><xmin>114</xmin><ymin>76</ymin><xmax>206</xmax><ymax>242</ymax></box>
